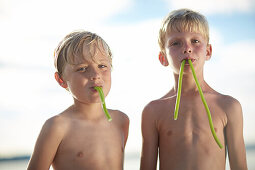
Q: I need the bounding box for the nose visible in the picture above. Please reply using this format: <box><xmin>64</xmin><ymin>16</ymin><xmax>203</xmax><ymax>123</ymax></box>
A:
<box><xmin>183</xmin><ymin>42</ymin><xmax>192</xmax><ymax>54</ymax></box>
<box><xmin>90</xmin><ymin>68</ymin><xmax>101</xmax><ymax>80</ymax></box>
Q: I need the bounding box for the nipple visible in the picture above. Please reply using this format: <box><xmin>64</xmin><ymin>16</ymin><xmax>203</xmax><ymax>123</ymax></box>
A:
<box><xmin>167</xmin><ymin>130</ymin><xmax>173</xmax><ymax>136</ymax></box>
<box><xmin>77</xmin><ymin>151</ymin><xmax>84</xmax><ymax>158</ymax></box>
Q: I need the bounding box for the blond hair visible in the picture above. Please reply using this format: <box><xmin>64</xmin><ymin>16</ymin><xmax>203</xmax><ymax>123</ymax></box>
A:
<box><xmin>158</xmin><ymin>9</ymin><xmax>209</xmax><ymax>52</ymax></box>
<box><xmin>54</xmin><ymin>30</ymin><xmax>112</xmax><ymax>75</ymax></box>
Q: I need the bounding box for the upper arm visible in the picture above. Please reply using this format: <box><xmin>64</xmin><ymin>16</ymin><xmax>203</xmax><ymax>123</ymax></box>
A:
<box><xmin>140</xmin><ymin>103</ymin><xmax>159</xmax><ymax>170</ymax></box>
<box><xmin>27</xmin><ymin>117</ymin><xmax>66</xmax><ymax>170</ymax></box>
<box><xmin>112</xmin><ymin>110</ymin><xmax>129</xmax><ymax>147</ymax></box>
<box><xmin>225</xmin><ymin>97</ymin><xmax>247</xmax><ymax>170</ymax></box>
<box><xmin>122</xmin><ymin>113</ymin><xmax>130</xmax><ymax>147</ymax></box>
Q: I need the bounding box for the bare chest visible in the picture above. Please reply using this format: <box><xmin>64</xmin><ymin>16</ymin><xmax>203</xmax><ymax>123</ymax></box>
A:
<box><xmin>155</xmin><ymin>97</ymin><xmax>227</xmax><ymax>170</ymax></box>
<box><xmin>53</xmin><ymin>121</ymin><xmax>124</xmax><ymax>169</ymax></box>
<box><xmin>157</xmin><ymin>96</ymin><xmax>227</xmax><ymax>146</ymax></box>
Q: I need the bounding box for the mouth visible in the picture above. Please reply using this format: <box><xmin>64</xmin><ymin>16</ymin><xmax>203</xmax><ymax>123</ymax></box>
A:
<box><xmin>91</xmin><ymin>85</ymin><xmax>103</xmax><ymax>92</ymax></box>
<box><xmin>182</xmin><ymin>58</ymin><xmax>195</xmax><ymax>65</ymax></box>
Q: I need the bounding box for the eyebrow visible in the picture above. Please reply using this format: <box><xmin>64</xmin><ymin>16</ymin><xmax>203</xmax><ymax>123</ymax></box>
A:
<box><xmin>98</xmin><ymin>58</ymin><xmax>110</xmax><ymax>62</ymax></box>
<box><xmin>71</xmin><ymin>63</ymin><xmax>88</xmax><ymax>70</ymax></box>
<box><xmin>73</xmin><ymin>58</ymin><xmax>110</xmax><ymax>67</ymax></box>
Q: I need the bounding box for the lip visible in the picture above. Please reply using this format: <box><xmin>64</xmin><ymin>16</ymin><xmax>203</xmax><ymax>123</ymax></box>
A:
<box><xmin>90</xmin><ymin>85</ymin><xmax>103</xmax><ymax>92</ymax></box>
<box><xmin>90</xmin><ymin>87</ymin><xmax>97</xmax><ymax>92</ymax></box>
<box><xmin>182</xmin><ymin>58</ymin><xmax>195</xmax><ymax>65</ymax></box>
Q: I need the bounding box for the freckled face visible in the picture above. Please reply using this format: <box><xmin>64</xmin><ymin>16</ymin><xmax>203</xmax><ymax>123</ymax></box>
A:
<box><xmin>62</xmin><ymin>49</ymin><xmax>111</xmax><ymax>104</ymax></box>
<box><xmin>164</xmin><ymin>31</ymin><xmax>211</xmax><ymax>74</ymax></box>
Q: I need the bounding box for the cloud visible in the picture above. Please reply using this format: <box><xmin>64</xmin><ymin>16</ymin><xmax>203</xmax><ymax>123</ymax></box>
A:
<box><xmin>206</xmin><ymin>40</ymin><xmax>255</xmax><ymax>79</ymax></box>
<box><xmin>0</xmin><ymin>0</ymin><xmax>132</xmax><ymax>35</ymax></box>
<box><xmin>2</xmin><ymin>0</ymin><xmax>132</xmax><ymax>19</ymax></box>
<box><xmin>0</xmin><ymin>0</ymin><xmax>133</xmax><ymax>70</ymax></box>
<box><xmin>164</xmin><ymin>0</ymin><xmax>255</xmax><ymax>14</ymax></box>
<box><xmin>218</xmin><ymin>41</ymin><xmax>255</xmax><ymax>72</ymax></box>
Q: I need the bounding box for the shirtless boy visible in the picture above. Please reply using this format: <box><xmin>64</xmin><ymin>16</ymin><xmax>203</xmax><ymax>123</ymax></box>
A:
<box><xmin>27</xmin><ymin>30</ymin><xmax>129</xmax><ymax>170</ymax></box>
<box><xmin>140</xmin><ymin>9</ymin><xmax>247</xmax><ymax>170</ymax></box>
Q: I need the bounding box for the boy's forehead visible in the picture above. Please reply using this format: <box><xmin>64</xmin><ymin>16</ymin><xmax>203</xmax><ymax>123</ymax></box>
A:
<box><xmin>166</xmin><ymin>29</ymin><xmax>208</xmax><ymax>43</ymax></box>
<box><xmin>73</xmin><ymin>45</ymin><xmax>110</xmax><ymax>65</ymax></box>
<box><xmin>167</xmin><ymin>31</ymin><xmax>204</xmax><ymax>38</ymax></box>
<box><xmin>75</xmin><ymin>55</ymin><xmax>109</xmax><ymax>63</ymax></box>
<box><xmin>65</xmin><ymin>38</ymin><xmax>112</xmax><ymax>67</ymax></box>
<box><xmin>165</xmin><ymin>19</ymin><xmax>209</xmax><ymax>42</ymax></box>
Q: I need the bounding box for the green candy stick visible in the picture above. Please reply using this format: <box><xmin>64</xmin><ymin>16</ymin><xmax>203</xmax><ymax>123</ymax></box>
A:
<box><xmin>188</xmin><ymin>59</ymin><xmax>223</xmax><ymax>148</ymax></box>
<box><xmin>174</xmin><ymin>59</ymin><xmax>186</xmax><ymax>120</ymax></box>
<box><xmin>94</xmin><ymin>86</ymin><xmax>112</xmax><ymax>121</ymax></box>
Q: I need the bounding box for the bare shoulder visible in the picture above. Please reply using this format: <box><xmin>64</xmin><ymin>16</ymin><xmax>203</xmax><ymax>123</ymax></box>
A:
<box><xmin>215</xmin><ymin>93</ymin><xmax>243</xmax><ymax>119</ymax></box>
<box><xmin>109</xmin><ymin>109</ymin><xmax>129</xmax><ymax>125</ymax></box>
<box><xmin>216</xmin><ymin>93</ymin><xmax>241</xmax><ymax>109</ymax></box>
<box><xmin>41</xmin><ymin>106</ymin><xmax>76</xmax><ymax>136</ymax></box>
<box><xmin>110</xmin><ymin>109</ymin><xmax>129</xmax><ymax>119</ymax></box>
<box><xmin>142</xmin><ymin>97</ymin><xmax>173</xmax><ymax>125</ymax></box>
<box><xmin>41</xmin><ymin>114</ymin><xmax>70</xmax><ymax>137</ymax></box>
<box><xmin>109</xmin><ymin>109</ymin><xmax>129</xmax><ymax>145</ymax></box>
<box><xmin>143</xmin><ymin>96</ymin><xmax>173</xmax><ymax>114</ymax></box>
<box><xmin>45</xmin><ymin>114</ymin><xmax>69</xmax><ymax>128</ymax></box>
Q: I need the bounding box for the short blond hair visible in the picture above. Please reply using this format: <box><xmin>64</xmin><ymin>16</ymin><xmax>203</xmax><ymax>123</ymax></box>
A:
<box><xmin>54</xmin><ymin>30</ymin><xmax>112</xmax><ymax>75</ymax></box>
<box><xmin>158</xmin><ymin>9</ymin><xmax>209</xmax><ymax>52</ymax></box>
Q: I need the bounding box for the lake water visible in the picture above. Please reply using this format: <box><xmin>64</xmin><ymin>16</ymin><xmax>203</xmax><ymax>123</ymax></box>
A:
<box><xmin>1</xmin><ymin>150</ymin><xmax>254</xmax><ymax>170</ymax></box>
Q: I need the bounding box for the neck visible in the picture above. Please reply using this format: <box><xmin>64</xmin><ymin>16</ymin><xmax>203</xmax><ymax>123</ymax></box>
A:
<box><xmin>71</xmin><ymin>100</ymin><xmax>104</xmax><ymax>120</ymax></box>
<box><xmin>173</xmin><ymin>69</ymin><xmax>206</xmax><ymax>96</ymax></box>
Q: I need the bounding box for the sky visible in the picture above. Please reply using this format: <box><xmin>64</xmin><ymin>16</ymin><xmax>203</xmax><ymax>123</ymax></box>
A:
<box><xmin>0</xmin><ymin>0</ymin><xmax>255</xmax><ymax>158</ymax></box>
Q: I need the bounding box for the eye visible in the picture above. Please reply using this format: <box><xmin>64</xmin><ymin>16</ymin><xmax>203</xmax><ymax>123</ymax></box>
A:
<box><xmin>170</xmin><ymin>41</ymin><xmax>181</xmax><ymax>46</ymax></box>
<box><xmin>98</xmin><ymin>64</ymin><xmax>107</xmax><ymax>69</ymax></box>
<box><xmin>77</xmin><ymin>67</ymin><xmax>88</xmax><ymax>72</ymax></box>
<box><xmin>192</xmin><ymin>39</ymin><xmax>200</xmax><ymax>43</ymax></box>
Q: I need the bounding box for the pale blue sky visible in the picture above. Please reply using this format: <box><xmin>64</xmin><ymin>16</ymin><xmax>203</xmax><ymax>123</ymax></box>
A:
<box><xmin>0</xmin><ymin>0</ymin><xmax>255</xmax><ymax>158</ymax></box>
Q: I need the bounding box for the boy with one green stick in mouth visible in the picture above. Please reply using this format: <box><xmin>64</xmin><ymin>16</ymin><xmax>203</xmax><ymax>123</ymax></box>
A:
<box><xmin>140</xmin><ymin>9</ymin><xmax>247</xmax><ymax>170</ymax></box>
<box><xmin>27</xmin><ymin>30</ymin><xmax>129</xmax><ymax>170</ymax></box>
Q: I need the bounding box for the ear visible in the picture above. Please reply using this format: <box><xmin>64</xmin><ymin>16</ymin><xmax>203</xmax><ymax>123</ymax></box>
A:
<box><xmin>54</xmin><ymin>72</ymin><xmax>68</xmax><ymax>89</ymax></box>
<box><xmin>159</xmin><ymin>52</ymin><xmax>169</xmax><ymax>66</ymax></box>
<box><xmin>206</xmin><ymin>44</ymin><xmax>212</xmax><ymax>61</ymax></box>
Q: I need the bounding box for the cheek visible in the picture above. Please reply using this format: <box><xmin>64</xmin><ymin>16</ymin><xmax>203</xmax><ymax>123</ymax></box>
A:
<box><xmin>167</xmin><ymin>49</ymin><xmax>179</xmax><ymax>63</ymax></box>
<box><xmin>103</xmin><ymin>69</ymin><xmax>111</xmax><ymax>79</ymax></box>
<box><xmin>196</xmin><ymin>45</ymin><xmax>207</xmax><ymax>53</ymax></box>
<box><xmin>102</xmin><ymin>71</ymin><xmax>111</xmax><ymax>97</ymax></box>
<box><xmin>105</xmin><ymin>72</ymin><xmax>112</xmax><ymax>87</ymax></box>
<box><xmin>167</xmin><ymin>47</ymin><xmax>180</xmax><ymax>58</ymax></box>
<box><xmin>68</xmin><ymin>75</ymin><xmax>89</xmax><ymax>89</ymax></box>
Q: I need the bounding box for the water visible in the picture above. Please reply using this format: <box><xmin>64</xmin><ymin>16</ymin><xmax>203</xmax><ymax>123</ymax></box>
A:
<box><xmin>1</xmin><ymin>150</ymin><xmax>254</xmax><ymax>170</ymax></box>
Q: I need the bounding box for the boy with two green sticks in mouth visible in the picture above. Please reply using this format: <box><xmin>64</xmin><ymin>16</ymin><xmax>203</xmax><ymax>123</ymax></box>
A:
<box><xmin>140</xmin><ymin>9</ymin><xmax>247</xmax><ymax>170</ymax></box>
<box><xmin>27</xmin><ymin>30</ymin><xmax>129</xmax><ymax>170</ymax></box>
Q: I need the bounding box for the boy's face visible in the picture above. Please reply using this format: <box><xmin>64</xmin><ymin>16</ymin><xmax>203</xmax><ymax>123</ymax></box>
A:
<box><xmin>163</xmin><ymin>31</ymin><xmax>212</xmax><ymax>74</ymax></box>
<box><xmin>61</xmin><ymin>46</ymin><xmax>112</xmax><ymax>105</ymax></box>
